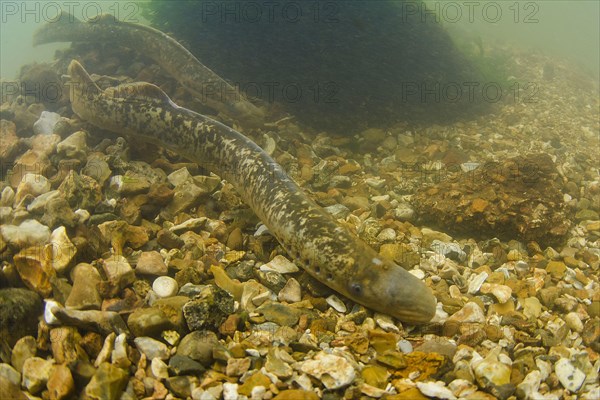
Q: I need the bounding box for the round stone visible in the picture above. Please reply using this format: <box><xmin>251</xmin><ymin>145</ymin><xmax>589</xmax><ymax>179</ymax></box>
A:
<box><xmin>153</xmin><ymin>276</ymin><xmax>179</xmax><ymax>298</ymax></box>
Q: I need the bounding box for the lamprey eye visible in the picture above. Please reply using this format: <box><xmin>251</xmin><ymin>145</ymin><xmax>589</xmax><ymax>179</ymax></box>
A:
<box><xmin>349</xmin><ymin>283</ymin><xmax>363</xmax><ymax>296</ymax></box>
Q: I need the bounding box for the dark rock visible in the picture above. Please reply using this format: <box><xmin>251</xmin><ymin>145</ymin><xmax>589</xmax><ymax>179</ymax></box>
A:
<box><xmin>168</xmin><ymin>354</ymin><xmax>206</xmax><ymax>376</ymax></box>
<box><xmin>0</xmin><ymin>288</ymin><xmax>42</xmax><ymax>346</ymax></box>
<box><xmin>182</xmin><ymin>286</ymin><xmax>234</xmax><ymax>331</ymax></box>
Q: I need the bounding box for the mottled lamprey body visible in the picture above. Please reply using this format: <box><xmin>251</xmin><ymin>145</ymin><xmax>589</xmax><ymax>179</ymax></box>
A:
<box><xmin>68</xmin><ymin>60</ymin><xmax>436</xmax><ymax>324</ymax></box>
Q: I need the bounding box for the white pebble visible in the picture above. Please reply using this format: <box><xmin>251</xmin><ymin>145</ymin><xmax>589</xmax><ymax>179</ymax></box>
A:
<box><xmin>326</xmin><ymin>295</ymin><xmax>347</xmax><ymax>313</ymax></box>
<box><xmin>467</xmin><ymin>271</ymin><xmax>488</xmax><ymax>294</ymax></box>
<box><xmin>33</xmin><ymin>111</ymin><xmax>61</xmax><ymax>135</ymax></box>
<box><xmin>416</xmin><ymin>381</ymin><xmax>457</xmax><ymax>400</ymax></box>
<box><xmin>152</xmin><ymin>276</ymin><xmax>179</xmax><ymax>298</ymax></box>
<box><xmin>44</xmin><ymin>300</ymin><xmax>61</xmax><ymax>325</ymax></box>
<box><xmin>564</xmin><ymin>312</ymin><xmax>583</xmax><ymax>332</ymax></box>
<box><xmin>260</xmin><ymin>255</ymin><xmax>299</xmax><ymax>274</ymax></box>
<box><xmin>397</xmin><ymin>339</ymin><xmax>413</xmax><ymax>353</ymax></box>
<box><xmin>222</xmin><ymin>382</ymin><xmax>239</xmax><ymax>400</ymax></box>
<box><xmin>555</xmin><ymin>358</ymin><xmax>585</xmax><ymax>392</ymax></box>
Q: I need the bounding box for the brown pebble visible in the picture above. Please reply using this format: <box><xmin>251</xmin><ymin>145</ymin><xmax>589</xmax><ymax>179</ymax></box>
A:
<box><xmin>47</xmin><ymin>364</ymin><xmax>74</xmax><ymax>400</ymax></box>
<box><xmin>219</xmin><ymin>314</ymin><xmax>241</xmax><ymax>337</ymax></box>
<box><xmin>156</xmin><ymin>229</ymin><xmax>184</xmax><ymax>249</ymax></box>
<box><xmin>582</xmin><ymin>317</ymin><xmax>600</xmax><ymax>351</ymax></box>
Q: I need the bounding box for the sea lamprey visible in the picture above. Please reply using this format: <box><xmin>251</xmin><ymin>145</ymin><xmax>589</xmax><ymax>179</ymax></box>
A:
<box><xmin>33</xmin><ymin>12</ymin><xmax>264</xmax><ymax>125</ymax></box>
<box><xmin>66</xmin><ymin>60</ymin><xmax>437</xmax><ymax>324</ymax></box>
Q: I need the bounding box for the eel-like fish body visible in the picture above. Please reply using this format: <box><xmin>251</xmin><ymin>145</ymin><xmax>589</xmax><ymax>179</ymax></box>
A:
<box><xmin>67</xmin><ymin>60</ymin><xmax>437</xmax><ymax>324</ymax></box>
<box><xmin>34</xmin><ymin>12</ymin><xmax>264</xmax><ymax>125</ymax></box>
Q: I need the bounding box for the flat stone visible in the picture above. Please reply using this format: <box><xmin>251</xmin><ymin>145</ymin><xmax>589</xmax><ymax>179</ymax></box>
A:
<box><xmin>259</xmin><ymin>255</ymin><xmax>299</xmax><ymax>274</ymax></box>
<box><xmin>416</xmin><ymin>381</ymin><xmax>457</xmax><ymax>400</ymax></box>
<box><xmin>134</xmin><ymin>337</ymin><xmax>170</xmax><ymax>360</ymax></box>
<box><xmin>168</xmin><ymin>355</ymin><xmax>205</xmax><ymax>376</ymax></box>
<box><xmin>1</xmin><ymin>219</ymin><xmax>50</xmax><ymax>248</ymax></box>
<box><xmin>256</xmin><ymin>302</ymin><xmax>302</xmax><ymax>326</ymax></box>
<box><xmin>53</xmin><ymin>307</ymin><xmax>129</xmax><ymax>335</ymax></box>
<box><xmin>135</xmin><ymin>251</ymin><xmax>168</xmax><ymax>275</ymax></box>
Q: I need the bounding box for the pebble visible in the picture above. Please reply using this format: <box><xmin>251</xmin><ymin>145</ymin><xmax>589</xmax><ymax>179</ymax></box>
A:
<box><xmin>56</xmin><ymin>130</ymin><xmax>88</xmax><ymax>158</ymax></box>
<box><xmin>53</xmin><ymin>307</ymin><xmax>129</xmax><ymax>335</ymax></box>
<box><xmin>176</xmin><ymin>330</ymin><xmax>218</xmax><ymax>367</ymax></box>
<box><xmin>256</xmin><ymin>302</ymin><xmax>301</xmax><ymax>326</ymax></box>
<box><xmin>516</xmin><ymin>370</ymin><xmax>542</xmax><ymax>399</ymax></box>
<box><xmin>377</xmin><ymin>227</ymin><xmax>397</xmax><ymax>242</ymax></box>
<box><xmin>1</xmin><ymin>219</ymin><xmax>50</xmax><ymax>248</ymax></box>
<box><xmin>134</xmin><ymin>336</ymin><xmax>170</xmax><ymax>360</ymax></box>
<box><xmin>0</xmin><ymin>363</ymin><xmax>21</xmax><ymax>386</ymax></box>
<box><xmin>446</xmin><ymin>302</ymin><xmax>485</xmax><ymax>324</ymax></box>
<box><xmin>11</xmin><ymin>336</ymin><xmax>37</xmax><ymax>372</ymax></box>
<box><xmin>472</xmin><ymin>348</ymin><xmax>511</xmax><ymax>387</ymax></box>
<box><xmin>32</xmin><ymin>111</ymin><xmax>61</xmax><ymax>135</ymax></box>
<box><xmin>21</xmin><ymin>357</ymin><xmax>54</xmax><ymax>394</ymax></box>
<box><xmin>554</xmin><ymin>358</ymin><xmax>585</xmax><ymax>392</ymax></box>
<box><xmin>520</xmin><ymin>297</ymin><xmax>543</xmax><ymax>320</ymax></box>
<box><xmin>326</xmin><ymin>295</ymin><xmax>347</xmax><ymax>313</ymax></box>
<box><xmin>564</xmin><ymin>312</ymin><xmax>584</xmax><ymax>332</ymax></box>
<box><xmin>468</xmin><ymin>271</ymin><xmax>489</xmax><ymax>294</ymax></box>
<box><xmin>153</xmin><ymin>276</ymin><xmax>179</xmax><ymax>298</ymax></box>
<box><xmin>222</xmin><ymin>382</ymin><xmax>239</xmax><ymax>400</ymax></box>
<box><xmin>151</xmin><ymin>358</ymin><xmax>169</xmax><ymax>380</ymax></box>
<box><xmin>47</xmin><ymin>226</ymin><xmax>77</xmax><ymax>273</ymax></box>
<box><xmin>13</xmin><ymin>246</ymin><xmax>55</xmax><ymax>297</ymax></box>
<box><xmin>66</xmin><ymin>263</ymin><xmax>101</xmax><ymax>309</ymax></box>
<box><xmin>324</xmin><ymin>203</ymin><xmax>350</xmax><ymax>219</ymax></box>
<box><xmin>168</xmin><ymin>355</ymin><xmax>206</xmax><ymax>376</ymax></box>
<box><xmin>15</xmin><ymin>173</ymin><xmax>51</xmax><ymax>204</ymax></box>
<box><xmin>300</xmin><ymin>352</ymin><xmax>356</xmax><ymax>390</ymax></box>
<box><xmin>112</xmin><ymin>333</ymin><xmax>130</xmax><ymax>369</ymax></box>
<box><xmin>480</xmin><ymin>283</ymin><xmax>512</xmax><ymax>303</ymax></box>
<box><xmin>167</xmin><ymin>167</ymin><xmax>193</xmax><ymax>186</ymax></box>
<box><xmin>102</xmin><ymin>256</ymin><xmax>136</xmax><ymax>293</ymax></box>
<box><xmin>259</xmin><ymin>255</ymin><xmax>299</xmax><ymax>274</ymax></box>
<box><xmin>47</xmin><ymin>363</ymin><xmax>75</xmax><ymax>400</ymax></box>
<box><xmin>84</xmin><ymin>362</ymin><xmax>129</xmax><ymax>400</ymax></box>
<box><xmin>278</xmin><ymin>277</ymin><xmax>302</xmax><ymax>303</ymax></box>
<box><xmin>127</xmin><ymin>307</ymin><xmax>173</xmax><ymax>338</ymax></box>
<box><xmin>416</xmin><ymin>381</ymin><xmax>457</xmax><ymax>400</ymax></box>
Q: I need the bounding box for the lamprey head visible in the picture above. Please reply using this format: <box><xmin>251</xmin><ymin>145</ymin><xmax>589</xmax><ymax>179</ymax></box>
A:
<box><xmin>342</xmin><ymin>246</ymin><xmax>437</xmax><ymax>324</ymax></box>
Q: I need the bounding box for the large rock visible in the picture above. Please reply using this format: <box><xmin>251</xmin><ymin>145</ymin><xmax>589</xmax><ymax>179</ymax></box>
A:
<box><xmin>413</xmin><ymin>154</ymin><xmax>572</xmax><ymax>247</ymax></box>
<box><xmin>0</xmin><ymin>288</ymin><xmax>42</xmax><ymax>346</ymax></box>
